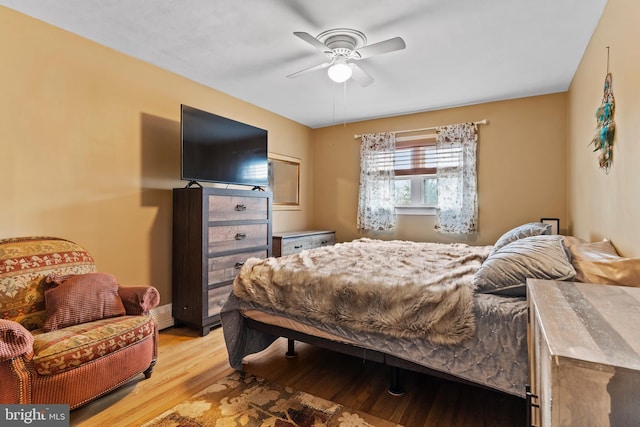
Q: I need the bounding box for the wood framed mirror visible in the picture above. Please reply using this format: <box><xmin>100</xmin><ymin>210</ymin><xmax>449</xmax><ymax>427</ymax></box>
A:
<box><xmin>269</xmin><ymin>153</ymin><xmax>300</xmax><ymax>210</ymax></box>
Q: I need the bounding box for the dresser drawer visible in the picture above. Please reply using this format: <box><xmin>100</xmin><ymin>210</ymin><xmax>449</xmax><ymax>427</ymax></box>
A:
<box><xmin>309</xmin><ymin>232</ymin><xmax>336</xmax><ymax>247</ymax></box>
<box><xmin>207</xmin><ymin>283</ymin><xmax>233</xmax><ymax>318</ymax></box>
<box><xmin>208</xmin><ymin>194</ymin><xmax>268</xmax><ymax>221</ymax></box>
<box><xmin>207</xmin><ymin>250</ymin><xmax>266</xmax><ymax>285</ymax></box>
<box><xmin>275</xmin><ymin>231</ymin><xmax>336</xmax><ymax>256</ymax></box>
<box><xmin>208</xmin><ymin>223</ymin><xmax>268</xmax><ymax>253</ymax></box>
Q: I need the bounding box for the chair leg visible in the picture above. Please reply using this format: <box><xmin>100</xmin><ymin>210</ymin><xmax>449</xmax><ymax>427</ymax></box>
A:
<box><xmin>143</xmin><ymin>360</ymin><xmax>157</xmax><ymax>379</ymax></box>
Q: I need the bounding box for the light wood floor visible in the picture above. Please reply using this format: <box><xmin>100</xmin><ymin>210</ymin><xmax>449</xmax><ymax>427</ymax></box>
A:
<box><xmin>71</xmin><ymin>326</ymin><xmax>526</xmax><ymax>427</ymax></box>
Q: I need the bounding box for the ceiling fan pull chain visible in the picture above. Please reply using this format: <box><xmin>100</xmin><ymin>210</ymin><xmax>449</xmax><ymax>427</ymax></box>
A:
<box><xmin>343</xmin><ymin>81</ymin><xmax>348</xmax><ymax>126</ymax></box>
<box><xmin>332</xmin><ymin>80</ymin><xmax>336</xmax><ymax>126</ymax></box>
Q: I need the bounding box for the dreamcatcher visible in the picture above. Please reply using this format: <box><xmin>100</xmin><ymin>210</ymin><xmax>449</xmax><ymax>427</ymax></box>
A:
<box><xmin>590</xmin><ymin>48</ymin><xmax>615</xmax><ymax>174</ymax></box>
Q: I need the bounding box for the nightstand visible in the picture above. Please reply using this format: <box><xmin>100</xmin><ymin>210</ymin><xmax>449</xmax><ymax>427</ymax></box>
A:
<box><xmin>526</xmin><ymin>279</ymin><xmax>640</xmax><ymax>426</ymax></box>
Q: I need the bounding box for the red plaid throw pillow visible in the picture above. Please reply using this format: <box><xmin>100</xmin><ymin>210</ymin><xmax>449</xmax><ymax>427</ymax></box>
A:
<box><xmin>44</xmin><ymin>273</ymin><xmax>126</xmax><ymax>331</ymax></box>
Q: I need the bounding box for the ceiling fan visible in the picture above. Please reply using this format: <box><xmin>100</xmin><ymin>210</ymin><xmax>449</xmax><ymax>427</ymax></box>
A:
<box><xmin>287</xmin><ymin>28</ymin><xmax>406</xmax><ymax>87</ymax></box>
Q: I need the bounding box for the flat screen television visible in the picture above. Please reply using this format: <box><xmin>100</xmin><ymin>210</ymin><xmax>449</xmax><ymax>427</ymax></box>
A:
<box><xmin>180</xmin><ymin>104</ymin><xmax>268</xmax><ymax>188</ymax></box>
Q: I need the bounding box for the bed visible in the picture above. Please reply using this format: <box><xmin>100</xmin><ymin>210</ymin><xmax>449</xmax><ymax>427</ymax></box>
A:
<box><xmin>220</xmin><ymin>223</ymin><xmax>578</xmax><ymax>398</ymax></box>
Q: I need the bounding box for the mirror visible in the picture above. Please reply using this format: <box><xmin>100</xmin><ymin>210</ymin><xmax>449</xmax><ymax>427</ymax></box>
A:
<box><xmin>269</xmin><ymin>153</ymin><xmax>300</xmax><ymax>209</ymax></box>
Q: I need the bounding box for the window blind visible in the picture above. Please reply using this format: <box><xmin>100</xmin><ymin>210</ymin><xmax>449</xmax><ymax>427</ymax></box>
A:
<box><xmin>372</xmin><ymin>135</ymin><xmax>462</xmax><ymax>176</ymax></box>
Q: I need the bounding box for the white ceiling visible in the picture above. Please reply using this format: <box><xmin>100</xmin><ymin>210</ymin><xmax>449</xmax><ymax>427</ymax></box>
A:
<box><xmin>1</xmin><ymin>0</ymin><xmax>607</xmax><ymax>128</ymax></box>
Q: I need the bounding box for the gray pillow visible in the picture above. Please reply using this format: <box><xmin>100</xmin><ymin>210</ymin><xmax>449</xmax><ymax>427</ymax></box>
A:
<box><xmin>489</xmin><ymin>222</ymin><xmax>552</xmax><ymax>257</ymax></box>
<box><xmin>473</xmin><ymin>235</ymin><xmax>576</xmax><ymax>297</ymax></box>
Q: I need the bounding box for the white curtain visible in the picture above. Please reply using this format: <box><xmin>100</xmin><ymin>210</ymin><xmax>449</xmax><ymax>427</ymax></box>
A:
<box><xmin>357</xmin><ymin>132</ymin><xmax>396</xmax><ymax>232</ymax></box>
<box><xmin>435</xmin><ymin>123</ymin><xmax>478</xmax><ymax>234</ymax></box>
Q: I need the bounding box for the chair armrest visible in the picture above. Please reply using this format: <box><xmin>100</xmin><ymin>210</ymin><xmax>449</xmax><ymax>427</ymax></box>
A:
<box><xmin>118</xmin><ymin>285</ymin><xmax>160</xmax><ymax>315</ymax></box>
<box><xmin>0</xmin><ymin>319</ymin><xmax>34</xmax><ymax>362</ymax></box>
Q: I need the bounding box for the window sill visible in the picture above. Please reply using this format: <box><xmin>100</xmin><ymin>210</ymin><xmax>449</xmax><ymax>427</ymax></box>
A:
<box><xmin>395</xmin><ymin>206</ymin><xmax>436</xmax><ymax>216</ymax></box>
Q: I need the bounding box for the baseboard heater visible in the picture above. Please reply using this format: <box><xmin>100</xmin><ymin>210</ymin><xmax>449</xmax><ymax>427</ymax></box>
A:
<box><xmin>150</xmin><ymin>303</ymin><xmax>174</xmax><ymax>330</ymax></box>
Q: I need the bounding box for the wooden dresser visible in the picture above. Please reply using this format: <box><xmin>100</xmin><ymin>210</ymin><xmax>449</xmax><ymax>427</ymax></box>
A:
<box><xmin>526</xmin><ymin>279</ymin><xmax>640</xmax><ymax>426</ymax></box>
<box><xmin>172</xmin><ymin>186</ymin><xmax>272</xmax><ymax>336</ymax></box>
<box><xmin>272</xmin><ymin>230</ymin><xmax>335</xmax><ymax>257</ymax></box>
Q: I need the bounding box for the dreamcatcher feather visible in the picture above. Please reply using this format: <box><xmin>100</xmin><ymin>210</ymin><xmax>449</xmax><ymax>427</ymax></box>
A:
<box><xmin>590</xmin><ymin>72</ymin><xmax>615</xmax><ymax>173</ymax></box>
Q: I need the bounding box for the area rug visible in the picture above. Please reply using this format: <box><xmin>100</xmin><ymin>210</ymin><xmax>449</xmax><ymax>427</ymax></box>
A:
<box><xmin>142</xmin><ymin>371</ymin><xmax>402</xmax><ymax>427</ymax></box>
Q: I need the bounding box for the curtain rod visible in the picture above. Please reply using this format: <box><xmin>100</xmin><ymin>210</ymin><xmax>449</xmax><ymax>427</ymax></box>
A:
<box><xmin>353</xmin><ymin>119</ymin><xmax>488</xmax><ymax>139</ymax></box>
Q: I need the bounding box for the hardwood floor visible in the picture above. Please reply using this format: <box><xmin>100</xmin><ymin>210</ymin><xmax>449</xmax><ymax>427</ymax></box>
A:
<box><xmin>71</xmin><ymin>326</ymin><xmax>526</xmax><ymax>427</ymax></box>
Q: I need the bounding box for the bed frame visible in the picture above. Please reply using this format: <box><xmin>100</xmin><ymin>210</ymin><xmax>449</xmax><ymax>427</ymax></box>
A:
<box><xmin>245</xmin><ymin>317</ymin><xmax>497</xmax><ymax>396</ymax></box>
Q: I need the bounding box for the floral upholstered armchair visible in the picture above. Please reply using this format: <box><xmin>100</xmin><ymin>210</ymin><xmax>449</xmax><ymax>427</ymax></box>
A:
<box><xmin>0</xmin><ymin>236</ymin><xmax>159</xmax><ymax>409</ymax></box>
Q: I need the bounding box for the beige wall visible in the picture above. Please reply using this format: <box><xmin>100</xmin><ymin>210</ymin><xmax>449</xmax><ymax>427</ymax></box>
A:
<box><xmin>567</xmin><ymin>0</ymin><xmax>640</xmax><ymax>257</ymax></box>
<box><xmin>0</xmin><ymin>8</ymin><xmax>314</xmax><ymax>304</ymax></box>
<box><xmin>312</xmin><ymin>93</ymin><xmax>568</xmax><ymax>246</ymax></box>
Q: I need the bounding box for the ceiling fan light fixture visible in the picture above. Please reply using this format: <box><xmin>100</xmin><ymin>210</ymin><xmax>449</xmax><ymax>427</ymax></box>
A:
<box><xmin>327</xmin><ymin>60</ymin><xmax>352</xmax><ymax>83</ymax></box>
<box><xmin>290</xmin><ymin>29</ymin><xmax>405</xmax><ymax>87</ymax></box>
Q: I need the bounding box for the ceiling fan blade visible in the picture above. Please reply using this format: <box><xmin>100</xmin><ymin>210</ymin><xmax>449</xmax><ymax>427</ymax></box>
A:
<box><xmin>293</xmin><ymin>32</ymin><xmax>332</xmax><ymax>53</ymax></box>
<box><xmin>281</xmin><ymin>1</ymin><xmax>322</xmax><ymax>27</ymax></box>
<box><xmin>349</xmin><ymin>63</ymin><xmax>374</xmax><ymax>87</ymax></box>
<box><xmin>287</xmin><ymin>61</ymin><xmax>331</xmax><ymax>78</ymax></box>
<box><xmin>355</xmin><ymin>37</ymin><xmax>406</xmax><ymax>59</ymax></box>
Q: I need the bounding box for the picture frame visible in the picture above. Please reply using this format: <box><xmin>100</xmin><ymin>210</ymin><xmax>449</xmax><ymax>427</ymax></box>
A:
<box><xmin>268</xmin><ymin>153</ymin><xmax>300</xmax><ymax>210</ymax></box>
<box><xmin>540</xmin><ymin>218</ymin><xmax>560</xmax><ymax>235</ymax></box>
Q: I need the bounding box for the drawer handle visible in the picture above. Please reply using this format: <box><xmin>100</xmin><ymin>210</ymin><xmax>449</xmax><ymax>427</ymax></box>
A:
<box><xmin>234</xmin><ymin>262</ymin><xmax>245</xmax><ymax>269</ymax></box>
<box><xmin>321</xmin><ymin>240</ymin><xmax>328</xmax><ymax>244</ymax></box>
<box><xmin>235</xmin><ymin>233</ymin><xmax>247</xmax><ymax>240</ymax></box>
<box><xmin>235</xmin><ymin>204</ymin><xmax>247</xmax><ymax>211</ymax></box>
<box><xmin>294</xmin><ymin>245</ymin><xmax>303</xmax><ymax>249</ymax></box>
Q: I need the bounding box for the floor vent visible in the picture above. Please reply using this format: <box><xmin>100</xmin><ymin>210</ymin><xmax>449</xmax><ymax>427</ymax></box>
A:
<box><xmin>150</xmin><ymin>303</ymin><xmax>174</xmax><ymax>330</ymax></box>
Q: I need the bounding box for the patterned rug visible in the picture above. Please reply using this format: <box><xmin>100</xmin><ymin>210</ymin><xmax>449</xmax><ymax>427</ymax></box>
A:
<box><xmin>142</xmin><ymin>371</ymin><xmax>401</xmax><ymax>427</ymax></box>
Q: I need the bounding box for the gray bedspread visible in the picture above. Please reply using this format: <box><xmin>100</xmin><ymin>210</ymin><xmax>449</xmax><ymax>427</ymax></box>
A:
<box><xmin>220</xmin><ymin>291</ymin><xmax>528</xmax><ymax>397</ymax></box>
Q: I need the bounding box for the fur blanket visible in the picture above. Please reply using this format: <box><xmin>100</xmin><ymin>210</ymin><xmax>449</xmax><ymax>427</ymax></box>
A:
<box><xmin>233</xmin><ymin>238</ymin><xmax>492</xmax><ymax>345</ymax></box>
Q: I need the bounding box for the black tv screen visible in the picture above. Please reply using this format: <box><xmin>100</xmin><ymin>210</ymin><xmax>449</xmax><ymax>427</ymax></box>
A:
<box><xmin>180</xmin><ymin>105</ymin><xmax>268</xmax><ymax>187</ymax></box>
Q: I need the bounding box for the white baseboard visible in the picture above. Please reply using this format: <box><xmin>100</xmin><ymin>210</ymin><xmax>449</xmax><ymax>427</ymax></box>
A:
<box><xmin>150</xmin><ymin>303</ymin><xmax>174</xmax><ymax>330</ymax></box>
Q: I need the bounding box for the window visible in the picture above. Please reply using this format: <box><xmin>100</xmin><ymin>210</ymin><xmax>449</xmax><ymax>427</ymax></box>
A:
<box><xmin>394</xmin><ymin>175</ymin><xmax>437</xmax><ymax>208</ymax></box>
<box><xmin>360</xmin><ymin>123</ymin><xmax>478</xmax><ymax>231</ymax></box>
<box><xmin>393</xmin><ymin>135</ymin><xmax>449</xmax><ymax>215</ymax></box>
<box><xmin>364</xmin><ymin>131</ymin><xmax>467</xmax><ymax>217</ymax></box>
